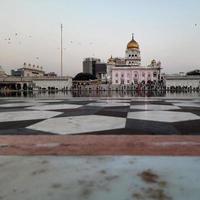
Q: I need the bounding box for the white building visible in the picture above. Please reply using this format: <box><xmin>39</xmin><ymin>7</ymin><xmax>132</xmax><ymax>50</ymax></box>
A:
<box><xmin>107</xmin><ymin>35</ymin><xmax>164</xmax><ymax>89</ymax></box>
<box><xmin>165</xmin><ymin>74</ymin><xmax>200</xmax><ymax>90</ymax></box>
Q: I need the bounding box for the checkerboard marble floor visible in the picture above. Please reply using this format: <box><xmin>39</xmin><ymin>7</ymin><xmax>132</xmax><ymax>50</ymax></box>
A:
<box><xmin>0</xmin><ymin>97</ymin><xmax>200</xmax><ymax>135</ymax></box>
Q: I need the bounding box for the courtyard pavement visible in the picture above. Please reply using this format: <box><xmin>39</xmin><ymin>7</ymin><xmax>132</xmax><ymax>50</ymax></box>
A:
<box><xmin>0</xmin><ymin>96</ymin><xmax>200</xmax><ymax>199</ymax></box>
<box><xmin>0</xmin><ymin>96</ymin><xmax>200</xmax><ymax>135</ymax></box>
<box><xmin>0</xmin><ymin>97</ymin><xmax>200</xmax><ymax>135</ymax></box>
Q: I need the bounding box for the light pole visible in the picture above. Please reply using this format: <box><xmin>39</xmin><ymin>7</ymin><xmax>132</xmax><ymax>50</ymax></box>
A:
<box><xmin>61</xmin><ymin>24</ymin><xmax>63</xmax><ymax>77</ymax></box>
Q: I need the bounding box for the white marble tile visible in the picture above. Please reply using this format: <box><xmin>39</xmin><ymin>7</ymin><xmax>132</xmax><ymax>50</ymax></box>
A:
<box><xmin>26</xmin><ymin>104</ymin><xmax>82</xmax><ymax>110</ymax></box>
<box><xmin>87</xmin><ymin>102</ymin><xmax>130</xmax><ymax>107</ymax></box>
<box><xmin>165</xmin><ymin>100</ymin><xmax>194</xmax><ymax>103</ymax></box>
<box><xmin>131</xmin><ymin>98</ymin><xmax>161</xmax><ymax>102</ymax></box>
<box><xmin>30</xmin><ymin>100</ymin><xmax>64</xmax><ymax>103</ymax></box>
<box><xmin>131</xmin><ymin>104</ymin><xmax>180</xmax><ymax>111</ymax></box>
<box><xmin>7</xmin><ymin>99</ymin><xmax>64</xmax><ymax>103</ymax></box>
<box><xmin>173</xmin><ymin>102</ymin><xmax>200</xmax><ymax>108</ymax></box>
<box><xmin>6</xmin><ymin>100</ymin><xmax>27</xmax><ymax>102</ymax></box>
<box><xmin>97</xmin><ymin>99</ymin><xmax>131</xmax><ymax>103</ymax></box>
<box><xmin>128</xmin><ymin>111</ymin><xmax>200</xmax><ymax>122</ymax></box>
<box><xmin>27</xmin><ymin>115</ymin><xmax>126</xmax><ymax>135</ymax></box>
<box><xmin>66</xmin><ymin>97</ymin><xmax>99</xmax><ymax>101</ymax></box>
<box><xmin>0</xmin><ymin>103</ymin><xmax>43</xmax><ymax>108</ymax></box>
<box><xmin>0</xmin><ymin>111</ymin><xmax>62</xmax><ymax>122</ymax></box>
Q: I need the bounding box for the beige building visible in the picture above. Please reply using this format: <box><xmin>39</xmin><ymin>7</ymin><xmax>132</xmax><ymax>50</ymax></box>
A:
<box><xmin>11</xmin><ymin>63</ymin><xmax>45</xmax><ymax>77</ymax></box>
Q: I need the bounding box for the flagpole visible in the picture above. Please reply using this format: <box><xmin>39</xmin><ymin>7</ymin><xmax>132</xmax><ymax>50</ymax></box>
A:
<box><xmin>61</xmin><ymin>24</ymin><xmax>63</xmax><ymax>77</ymax></box>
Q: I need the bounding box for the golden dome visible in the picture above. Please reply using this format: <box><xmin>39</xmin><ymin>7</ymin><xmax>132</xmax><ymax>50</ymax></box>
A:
<box><xmin>127</xmin><ymin>34</ymin><xmax>139</xmax><ymax>49</ymax></box>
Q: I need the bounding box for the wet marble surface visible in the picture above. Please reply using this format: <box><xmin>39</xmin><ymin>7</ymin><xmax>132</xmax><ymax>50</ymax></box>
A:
<box><xmin>130</xmin><ymin>104</ymin><xmax>180</xmax><ymax>111</ymax></box>
<box><xmin>27</xmin><ymin>115</ymin><xmax>126</xmax><ymax>135</ymax></box>
<box><xmin>26</xmin><ymin>104</ymin><xmax>83</xmax><ymax>110</ymax></box>
<box><xmin>0</xmin><ymin>97</ymin><xmax>200</xmax><ymax>135</ymax></box>
<box><xmin>173</xmin><ymin>102</ymin><xmax>200</xmax><ymax>108</ymax></box>
<box><xmin>128</xmin><ymin>111</ymin><xmax>200</xmax><ymax>122</ymax></box>
<box><xmin>0</xmin><ymin>156</ymin><xmax>199</xmax><ymax>200</ymax></box>
<box><xmin>0</xmin><ymin>111</ymin><xmax>62</xmax><ymax>122</ymax></box>
<box><xmin>0</xmin><ymin>102</ymin><xmax>43</xmax><ymax>108</ymax></box>
<box><xmin>87</xmin><ymin>102</ymin><xmax>130</xmax><ymax>107</ymax></box>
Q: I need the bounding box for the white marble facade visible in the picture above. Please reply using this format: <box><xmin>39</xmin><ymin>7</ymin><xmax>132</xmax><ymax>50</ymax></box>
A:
<box><xmin>108</xmin><ymin>34</ymin><xmax>162</xmax><ymax>86</ymax></box>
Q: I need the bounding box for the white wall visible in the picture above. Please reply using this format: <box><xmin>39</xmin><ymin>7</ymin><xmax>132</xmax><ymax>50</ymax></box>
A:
<box><xmin>166</xmin><ymin>79</ymin><xmax>200</xmax><ymax>88</ymax></box>
<box><xmin>33</xmin><ymin>78</ymin><xmax>72</xmax><ymax>90</ymax></box>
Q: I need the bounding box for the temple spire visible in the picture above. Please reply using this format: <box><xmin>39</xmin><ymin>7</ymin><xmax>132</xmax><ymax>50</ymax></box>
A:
<box><xmin>132</xmin><ymin>33</ymin><xmax>134</xmax><ymax>40</ymax></box>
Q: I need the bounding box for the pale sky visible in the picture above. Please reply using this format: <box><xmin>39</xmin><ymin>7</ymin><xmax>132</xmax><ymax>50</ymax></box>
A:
<box><xmin>0</xmin><ymin>0</ymin><xmax>199</xmax><ymax>76</ymax></box>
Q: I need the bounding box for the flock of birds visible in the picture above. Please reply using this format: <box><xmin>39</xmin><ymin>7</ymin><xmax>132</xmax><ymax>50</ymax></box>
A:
<box><xmin>0</xmin><ymin>31</ymin><xmax>97</xmax><ymax>61</ymax></box>
<box><xmin>1</xmin><ymin>32</ymin><xmax>94</xmax><ymax>47</ymax></box>
<box><xmin>0</xmin><ymin>24</ymin><xmax>198</xmax><ymax>58</ymax></box>
<box><xmin>1</xmin><ymin>32</ymin><xmax>96</xmax><ymax>60</ymax></box>
<box><xmin>2</xmin><ymin>33</ymin><xmax>32</xmax><ymax>45</ymax></box>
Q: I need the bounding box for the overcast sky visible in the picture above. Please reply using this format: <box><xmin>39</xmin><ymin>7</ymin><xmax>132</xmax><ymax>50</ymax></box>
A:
<box><xmin>0</xmin><ymin>0</ymin><xmax>199</xmax><ymax>76</ymax></box>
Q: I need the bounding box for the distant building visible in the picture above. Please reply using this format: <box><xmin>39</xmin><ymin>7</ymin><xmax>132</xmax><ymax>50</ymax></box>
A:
<box><xmin>165</xmin><ymin>74</ymin><xmax>200</xmax><ymax>90</ymax></box>
<box><xmin>187</xmin><ymin>69</ymin><xmax>200</xmax><ymax>76</ymax></box>
<box><xmin>0</xmin><ymin>66</ymin><xmax>7</xmax><ymax>77</ymax></box>
<box><xmin>107</xmin><ymin>34</ymin><xmax>164</xmax><ymax>90</ymax></box>
<box><xmin>94</xmin><ymin>63</ymin><xmax>107</xmax><ymax>82</ymax></box>
<box><xmin>83</xmin><ymin>58</ymin><xmax>100</xmax><ymax>75</ymax></box>
<box><xmin>83</xmin><ymin>58</ymin><xmax>107</xmax><ymax>82</ymax></box>
<box><xmin>44</xmin><ymin>72</ymin><xmax>57</xmax><ymax>77</ymax></box>
<box><xmin>11</xmin><ymin>63</ymin><xmax>45</xmax><ymax>77</ymax></box>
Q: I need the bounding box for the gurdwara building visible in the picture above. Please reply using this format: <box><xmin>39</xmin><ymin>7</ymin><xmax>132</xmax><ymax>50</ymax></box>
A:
<box><xmin>107</xmin><ymin>35</ymin><xmax>164</xmax><ymax>89</ymax></box>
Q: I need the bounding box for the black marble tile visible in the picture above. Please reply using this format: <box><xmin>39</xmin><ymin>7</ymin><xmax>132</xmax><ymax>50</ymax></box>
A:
<box><xmin>173</xmin><ymin>120</ymin><xmax>200</xmax><ymax>135</ymax></box>
<box><xmin>0</xmin><ymin>128</ymin><xmax>56</xmax><ymax>135</ymax></box>
<box><xmin>126</xmin><ymin>119</ymin><xmax>180</xmax><ymax>135</ymax></box>
<box><xmin>0</xmin><ymin>119</ymin><xmax>45</xmax><ymax>131</ymax></box>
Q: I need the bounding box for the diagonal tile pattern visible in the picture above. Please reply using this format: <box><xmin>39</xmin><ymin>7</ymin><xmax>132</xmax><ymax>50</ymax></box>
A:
<box><xmin>27</xmin><ymin>115</ymin><xmax>126</xmax><ymax>135</ymax></box>
<box><xmin>0</xmin><ymin>111</ymin><xmax>62</xmax><ymax>122</ymax></box>
<box><xmin>0</xmin><ymin>97</ymin><xmax>199</xmax><ymax>135</ymax></box>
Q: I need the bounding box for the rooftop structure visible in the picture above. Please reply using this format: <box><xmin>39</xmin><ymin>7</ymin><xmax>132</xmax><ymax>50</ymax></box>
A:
<box><xmin>0</xmin><ymin>66</ymin><xmax>7</xmax><ymax>77</ymax></box>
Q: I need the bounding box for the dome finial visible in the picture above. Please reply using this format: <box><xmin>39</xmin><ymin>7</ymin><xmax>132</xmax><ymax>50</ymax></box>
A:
<box><xmin>132</xmin><ymin>33</ymin><xmax>134</xmax><ymax>40</ymax></box>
